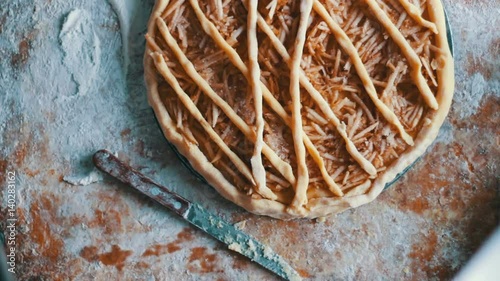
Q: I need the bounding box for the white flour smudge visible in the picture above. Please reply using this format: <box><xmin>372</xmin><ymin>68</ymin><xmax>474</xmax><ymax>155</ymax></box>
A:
<box><xmin>63</xmin><ymin>170</ymin><xmax>104</xmax><ymax>186</ymax></box>
<box><xmin>107</xmin><ymin>0</ymin><xmax>137</xmax><ymax>76</ymax></box>
<box><xmin>59</xmin><ymin>9</ymin><xmax>101</xmax><ymax>96</ymax></box>
<box><xmin>453</xmin><ymin>73</ymin><xmax>489</xmax><ymax>119</ymax></box>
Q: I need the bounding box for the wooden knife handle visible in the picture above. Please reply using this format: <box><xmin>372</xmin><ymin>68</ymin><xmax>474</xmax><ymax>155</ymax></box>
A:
<box><xmin>93</xmin><ymin>149</ymin><xmax>191</xmax><ymax>216</ymax></box>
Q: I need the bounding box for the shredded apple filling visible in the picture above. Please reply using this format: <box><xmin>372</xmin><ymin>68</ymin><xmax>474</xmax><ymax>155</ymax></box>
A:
<box><xmin>144</xmin><ymin>0</ymin><xmax>453</xmax><ymax>218</ymax></box>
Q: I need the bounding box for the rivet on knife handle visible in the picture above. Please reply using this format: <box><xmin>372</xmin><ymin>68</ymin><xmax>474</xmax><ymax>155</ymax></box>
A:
<box><xmin>93</xmin><ymin>149</ymin><xmax>191</xmax><ymax>216</ymax></box>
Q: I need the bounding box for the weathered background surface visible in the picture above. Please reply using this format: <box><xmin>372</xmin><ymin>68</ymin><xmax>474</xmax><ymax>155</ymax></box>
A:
<box><xmin>0</xmin><ymin>0</ymin><xmax>498</xmax><ymax>280</ymax></box>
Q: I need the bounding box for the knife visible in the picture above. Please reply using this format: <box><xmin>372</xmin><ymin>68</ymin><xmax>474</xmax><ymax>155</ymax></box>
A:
<box><xmin>93</xmin><ymin>149</ymin><xmax>301</xmax><ymax>281</ymax></box>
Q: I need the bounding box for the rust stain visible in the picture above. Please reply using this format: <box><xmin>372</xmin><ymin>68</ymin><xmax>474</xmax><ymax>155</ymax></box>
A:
<box><xmin>489</xmin><ymin>38</ymin><xmax>500</xmax><ymax>59</ymax></box>
<box><xmin>0</xmin><ymin>159</ymin><xmax>7</xmax><ymax>185</ymax></box>
<box><xmin>25</xmin><ymin>169</ymin><xmax>40</xmax><ymax>177</ymax></box>
<box><xmin>80</xmin><ymin>246</ymin><xmax>99</xmax><ymax>262</ymax></box>
<box><xmin>466</xmin><ymin>53</ymin><xmax>493</xmax><ymax>80</ymax></box>
<box><xmin>388</xmin><ymin>148</ymin><xmax>466</xmax><ymax>216</ymax></box>
<box><xmin>3</xmin><ymin>117</ymin><xmax>51</xmax><ymax>173</ymax></box>
<box><xmin>187</xmin><ymin>247</ymin><xmax>222</xmax><ymax>274</ymax></box>
<box><xmin>17</xmin><ymin>191</ymin><xmax>74</xmax><ymax>279</ymax></box>
<box><xmin>134</xmin><ymin>139</ymin><xmax>146</xmax><ymax>157</ymax></box>
<box><xmin>453</xmin><ymin>95</ymin><xmax>500</xmax><ymax>133</ymax></box>
<box><xmin>98</xmin><ymin>245</ymin><xmax>133</xmax><ymax>270</ymax></box>
<box><xmin>69</xmin><ymin>215</ymin><xmax>84</xmax><ymax>227</ymax></box>
<box><xmin>297</xmin><ymin>268</ymin><xmax>311</xmax><ymax>278</ymax></box>
<box><xmin>63</xmin><ymin>258</ymin><xmax>86</xmax><ymax>280</ymax></box>
<box><xmin>409</xmin><ymin>231</ymin><xmax>438</xmax><ymax>262</ymax></box>
<box><xmin>142</xmin><ymin>227</ymin><xmax>194</xmax><ymax>256</ymax></box>
<box><xmin>471</xmin><ymin>95</ymin><xmax>500</xmax><ymax>130</ymax></box>
<box><xmin>405</xmin><ymin>197</ymin><xmax>429</xmax><ymax>215</ymax></box>
<box><xmin>9</xmin><ymin>28</ymin><xmax>38</xmax><ymax>69</ymax></box>
<box><xmin>69</xmin><ymin>189</ymin><xmax>150</xmax><ymax>236</ymax></box>
<box><xmin>9</xmin><ymin>208</ymin><xmax>27</xmax><ymax>251</ymax></box>
<box><xmin>408</xmin><ymin>231</ymin><xmax>450</xmax><ymax>279</ymax></box>
<box><xmin>452</xmin><ymin>143</ymin><xmax>475</xmax><ymax>173</ymax></box>
<box><xmin>230</xmin><ymin>252</ymin><xmax>249</xmax><ymax>270</ymax></box>
<box><xmin>11</xmin><ymin>38</ymin><xmax>30</xmax><ymax>68</ymax></box>
<box><xmin>94</xmin><ymin>191</ymin><xmax>131</xmax><ymax>217</ymax></box>
<box><xmin>142</xmin><ymin>244</ymin><xmax>178</xmax><ymax>256</ymax></box>
<box><xmin>120</xmin><ymin>128</ymin><xmax>131</xmax><ymax>138</ymax></box>
<box><xmin>29</xmin><ymin>193</ymin><xmax>64</xmax><ymax>263</ymax></box>
<box><xmin>80</xmin><ymin>245</ymin><xmax>133</xmax><ymax>271</ymax></box>
<box><xmin>87</xmin><ymin>209</ymin><xmax>123</xmax><ymax>235</ymax></box>
<box><xmin>177</xmin><ymin>227</ymin><xmax>195</xmax><ymax>241</ymax></box>
<box><xmin>135</xmin><ymin>261</ymin><xmax>150</xmax><ymax>269</ymax></box>
<box><xmin>12</xmin><ymin>133</ymin><xmax>32</xmax><ymax>166</ymax></box>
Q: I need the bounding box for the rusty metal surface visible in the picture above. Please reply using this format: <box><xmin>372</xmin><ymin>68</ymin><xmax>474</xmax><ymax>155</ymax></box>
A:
<box><xmin>93</xmin><ymin>149</ymin><xmax>301</xmax><ymax>280</ymax></box>
<box><xmin>0</xmin><ymin>0</ymin><xmax>499</xmax><ymax>280</ymax></box>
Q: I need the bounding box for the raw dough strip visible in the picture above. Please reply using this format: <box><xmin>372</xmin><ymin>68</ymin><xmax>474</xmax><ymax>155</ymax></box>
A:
<box><xmin>215</xmin><ymin>0</ymin><xmax>223</xmax><ymax>20</ymax></box>
<box><xmin>189</xmin><ymin>0</ymin><xmax>343</xmax><ymax>196</ymax></box>
<box><xmin>397</xmin><ymin>0</ymin><xmax>438</xmax><ymax>34</ymax></box>
<box><xmin>364</xmin><ymin>0</ymin><xmax>439</xmax><ymax>110</ymax></box>
<box><xmin>247</xmin><ymin>0</ymin><xmax>268</xmax><ymax>199</ymax></box>
<box><xmin>150</xmin><ymin>52</ymin><xmax>256</xmax><ymax>185</ymax></box>
<box><xmin>253</xmin><ymin>7</ymin><xmax>377</xmax><ymax>178</ymax></box>
<box><xmin>313</xmin><ymin>1</ymin><xmax>415</xmax><ymax>146</ymax></box>
<box><xmin>426</xmin><ymin>0</ymin><xmax>453</xmax><ymax>102</ymax></box>
<box><xmin>288</xmin><ymin>0</ymin><xmax>313</xmax><ymax>211</ymax></box>
<box><xmin>266</xmin><ymin>0</ymin><xmax>278</xmax><ymax>20</ymax></box>
<box><xmin>304</xmin><ymin>137</ymin><xmax>343</xmax><ymax>196</ymax></box>
<box><xmin>380</xmin><ymin>61</ymin><xmax>406</xmax><ymax>104</ymax></box>
<box><xmin>155</xmin><ymin>18</ymin><xmax>291</xmax><ymax>199</ymax></box>
<box><xmin>160</xmin><ymin>0</ymin><xmax>184</xmax><ymax>19</ymax></box>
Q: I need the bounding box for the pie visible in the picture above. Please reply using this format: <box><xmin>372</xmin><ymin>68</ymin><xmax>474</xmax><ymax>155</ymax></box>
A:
<box><xmin>144</xmin><ymin>0</ymin><xmax>454</xmax><ymax>219</ymax></box>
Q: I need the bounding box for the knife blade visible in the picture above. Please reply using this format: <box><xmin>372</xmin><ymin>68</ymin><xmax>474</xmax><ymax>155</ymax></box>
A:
<box><xmin>93</xmin><ymin>149</ymin><xmax>301</xmax><ymax>281</ymax></box>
